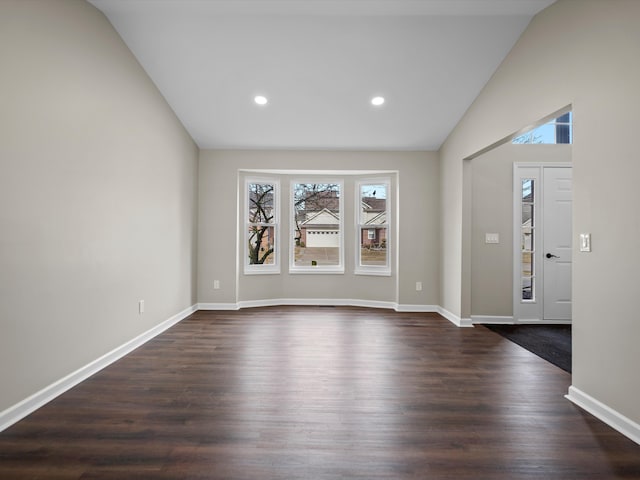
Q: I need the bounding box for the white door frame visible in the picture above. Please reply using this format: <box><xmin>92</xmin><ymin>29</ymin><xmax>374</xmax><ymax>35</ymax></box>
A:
<box><xmin>513</xmin><ymin>163</ymin><xmax>572</xmax><ymax>323</ymax></box>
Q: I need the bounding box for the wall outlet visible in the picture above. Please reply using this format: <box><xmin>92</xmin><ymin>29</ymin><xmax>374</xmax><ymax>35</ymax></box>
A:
<box><xmin>416</xmin><ymin>281</ymin><xmax>423</xmax><ymax>291</ymax></box>
<box><xmin>213</xmin><ymin>280</ymin><xmax>220</xmax><ymax>290</ymax></box>
<box><xmin>138</xmin><ymin>300</ymin><xmax>145</xmax><ymax>314</ymax></box>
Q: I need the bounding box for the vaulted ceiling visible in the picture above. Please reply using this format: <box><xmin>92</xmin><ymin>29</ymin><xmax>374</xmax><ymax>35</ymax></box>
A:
<box><xmin>89</xmin><ymin>0</ymin><xmax>555</xmax><ymax>150</ymax></box>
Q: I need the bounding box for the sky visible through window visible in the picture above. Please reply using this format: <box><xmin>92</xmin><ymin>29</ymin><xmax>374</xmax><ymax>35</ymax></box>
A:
<box><xmin>361</xmin><ymin>185</ymin><xmax>387</xmax><ymax>199</ymax></box>
<box><xmin>513</xmin><ymin>111</ymin><xmax>572</xmax><ymax>144</ymax></box>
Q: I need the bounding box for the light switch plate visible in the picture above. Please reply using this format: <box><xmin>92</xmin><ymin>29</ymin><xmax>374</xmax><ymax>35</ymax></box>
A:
<box><xmin>485</xmin><ymin>233</ymin><xmax>500</xmax><ymax>244</ymax></box>
<box><xmin>579</xmin><ymin>233</ymin><xmax>591</xmax><ymax>252</ymax></box>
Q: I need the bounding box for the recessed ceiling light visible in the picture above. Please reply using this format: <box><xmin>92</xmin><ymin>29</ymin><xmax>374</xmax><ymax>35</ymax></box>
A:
<box><xmin>254</xmin><ymin>95</ymin><xmax>268</xmax><ymax>105</ymax></box>
<box><xmin>371</xmin><ymin>96</ymin><xmax>385</xmax><ymax>106</ymax></box>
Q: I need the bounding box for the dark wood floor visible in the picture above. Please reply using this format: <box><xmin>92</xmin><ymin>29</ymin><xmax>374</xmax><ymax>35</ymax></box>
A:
<box><xmin>1</xmin><ymin>307</ymin><xmax>639</xmax><ymax>479</ymax></box>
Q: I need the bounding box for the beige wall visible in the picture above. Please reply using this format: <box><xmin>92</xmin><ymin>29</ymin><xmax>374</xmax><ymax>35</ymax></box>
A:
<box><xmin>0</xmin><ymin>0</ymin><xmax>198</xmax><ymax>412</ymax></box>
<box><xmin>198</xmin><ymin>150</ymin><xmax>439</xmax><ymax>307</ymax></box>
<box><xmin>469</xmin><ymin>143</ymin><xmax>571</xmax><ymax>317</ymax></box>
<box><xmin>440</xmin><ymin>0</ymin><xmax>640</xmax><ymax>423</ymax></box>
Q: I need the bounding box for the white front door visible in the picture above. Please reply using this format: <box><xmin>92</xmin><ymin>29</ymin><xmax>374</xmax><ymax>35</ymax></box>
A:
<box><xmin>542</xmin><ymin>167</ymin><xmax>572</xmax><ymax>320</ymax></box>
<box><xmin>513</xmin><ymin>164</ymin><xmax>572</xmax><ymax>323</ymax></box>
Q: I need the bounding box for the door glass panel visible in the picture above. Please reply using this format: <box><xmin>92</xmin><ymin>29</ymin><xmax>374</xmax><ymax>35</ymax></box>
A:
<box><xmin>522</xmin><ymin>179</ymin><xmax>534</xmax><ymax>202</ymax></box>
<box><xmin>522</xmin><ymin>252</ymin><xmax>533</xmax><ymax>277</ymax></box>
<box><xmin>521</xmin><ymin>204</ymin><xmax>533</xmax><ymax>226</ymax></box>
<box><xmin>521</xmin><ymin>178</ymin><xmax>535</xmax><ymax>302</ymax></box>
<box><xmin>522</xmin><ymin>277</ymin><xmax>533</xmax><ymax>301</ymax></box>
<box><xmin>521</xmin><ymin>228</ymin><xmax>533</xmax><ymax>252</ymax></box>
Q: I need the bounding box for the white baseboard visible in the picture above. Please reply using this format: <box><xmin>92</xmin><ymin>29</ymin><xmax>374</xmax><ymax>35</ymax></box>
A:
<box><xmin>395</xmin><ymin>304</ymin><xmax>439</xmax><ymax>313</ymax></box>
<box><xmin>239</xmin><ymin>298</ymin><xmax>399</xmax><ymax>310</ymax></box>
<box><xmin>437</xmin><ymin>307</ymin><xmax>473</xmax><ymax>327</ymax></box>
<box><xmin>471</xmin><ymin>315</ymin><xmax>572</xmax><ymax>325</ymax></box>
<box><xmin>471</xmin><ymin>315</ymin><xmax>514</xmax><ymax>324</ymax></box>
<box><xmin>197</xmin><ymin>302</ymin><xmax>240</xmax><ymax>310</ymax></box>
<box><xmin>566</xmin><ymin>385</ymin><xmax>640</xmax><ymax>446</ymax></box>
<box><xmin>0</xmin><ymin>304</ymin><xmax>198</xmax><ymax>433</ymax></box>
<box><xmin>517</xmin><ymin>319</ymin><xmax>572</xmax><ymax>325</ymax></box>
<box><xmin>199</xmin><ymin>299</ymin><xmax>442</xmax><ymax>315</ymax></box>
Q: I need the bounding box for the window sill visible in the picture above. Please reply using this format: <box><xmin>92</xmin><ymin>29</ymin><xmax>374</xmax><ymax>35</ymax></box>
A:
<box><xmin>244</xmin><ymin>267</ymin><xmax>281</xmax><ymax>275</ymax></box>
<box><xmin>289</xmin><ymin>266</ymin><xmax>345</xmax><ymax>275</ymax></box>
<box><xmin>354</xmin><ymin>268</ymin><xmax>391</xmax><ymax>277</ymax></box>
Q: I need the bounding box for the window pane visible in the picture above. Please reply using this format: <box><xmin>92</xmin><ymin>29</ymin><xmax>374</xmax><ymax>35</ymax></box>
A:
<box><xmin>248</xmin><ymin>226</ymin><xmax>276</xmax><ymax>265</ymax></box>
<box><xmin>360</xmin><ymin>184</ymin><xmax>387</xmax><ymax>224</ymax></box>
<box><xmin>522</xmin><ymin>179</ymin><xmax>534</xmax><ymax>202</ymax></box>
<box><xmin>360</xmin><ymin>227</ymin><xmax>387</xmax><ymax>266</ymax></box>
<box><xmin>522</xmin><ymin>277</ymin><xmax>533</xmax><ymax>301</ymax></box>
<box><xmin>293</xmin><ymin>183</ymin><xmax>341</xmax><ymax>268</ymax></box>
<box><xmin>522</xmin><ymin>252</ymin><xmax>533</xmax><ymax>277</ymax></box>
<box><xmin>534</xmin><ymin>123</ymin><xmax>556</xmax><ymax>143</ymax></box>
<box><xmin>521</xmin><ymin>227</ymin><xmax>533</xmax><ymax>252</ymax></box>
<box><xmin>522</xmin><ymin>204</ymin><xmax>533</xmax><ymax>227</ymax></box>
<box><xmin>512</xmin><ymin>112</ymin><xmax>572</xmax><ymax>144</ymax></box>
<box><xmin>248</xmin><ymin>183</ymin><xmax>275</xmax><ymax>223</ymax></box>
<box><xmin>556</xmin><ymin>112</ymin><xmax>571</xmax><ymax>144</ymax></box>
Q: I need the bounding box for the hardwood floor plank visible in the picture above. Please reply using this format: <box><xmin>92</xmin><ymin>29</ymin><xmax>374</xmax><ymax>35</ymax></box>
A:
<box><xmin>0</xmin><ymin>307</ymin><xmax>638</xmax><ymax>479</ymax></box>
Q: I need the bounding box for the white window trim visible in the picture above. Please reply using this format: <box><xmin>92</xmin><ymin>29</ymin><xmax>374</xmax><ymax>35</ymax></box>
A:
<box><xmin>289</xmin><ymin>178</ymin><xmax>344</xmax><ymax>274</ymax></box>
<box><xmin>355</xmin><ymin>178</ymin><xmax>391</xmax><ymax>276</ymax></box>
<box><xmin>244</xmin><ymin>177</ymin><xmax>280</xmax><ymax>275</ymax></box>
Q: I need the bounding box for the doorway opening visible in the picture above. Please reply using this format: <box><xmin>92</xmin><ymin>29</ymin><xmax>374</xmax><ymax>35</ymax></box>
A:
<box><xmin>513</xmin><ymin>164</ymin><xmax>572</xmax><ymax>323</ymax></box>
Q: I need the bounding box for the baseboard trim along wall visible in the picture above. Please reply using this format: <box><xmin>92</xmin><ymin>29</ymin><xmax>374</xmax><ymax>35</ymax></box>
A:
<box><xmin>199</xmin><ymin>300</ymin><xmax>445</xmax><ymax>316</ymax></box>
<box><xmin>436</xmin><ymin>306</ymin><xmax>474</xmax><ymax>327</ymax></box>
<box><xmin>197</xmin><ymin>302</ymin><xmax>240</xmax><ymax>310</ymax></box>
<box><xmin>471</xmin><ymin>315</ymin><xmax>514</xmax><ymax>324</ymax></box>
<box><xmin>566</xmin><ymin>385</ymin><xmax>640</xmax><ymax>446</ymax></box>
<box><xmin>0</xmin><ymin>304</ymin><xmax>198</xmax><ymax>433</ymax></box>
<box><xmin>470</xmin><ymin>315</ymin><xmax>573</xmax><ymax>325</ymax></box>
<box><xmin>237</xmin><ymin>298</ymin><xmax>399</xmax><ymax>310</ymax></box>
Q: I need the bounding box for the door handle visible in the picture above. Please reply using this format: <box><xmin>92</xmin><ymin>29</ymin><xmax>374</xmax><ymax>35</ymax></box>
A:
<box><xmin>546</xmin><ymin>253</ymin><xmax>560</xmax><ymax>259</ymax></box>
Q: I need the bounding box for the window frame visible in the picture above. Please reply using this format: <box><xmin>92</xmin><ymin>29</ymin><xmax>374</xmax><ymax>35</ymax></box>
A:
<box><xmin>244</xmin><ymin>177</ymin><xmax>280</xmax><ymax>275</ymax></box>
<box><xmin>355</xmin><ymin>178</ymin><xmax>391</xmax><ymax>276</ymax></box>
<box><xmin>289</xmin><ymin>178</ymin><xmax>345</xmax><ymax>275</ymax></box>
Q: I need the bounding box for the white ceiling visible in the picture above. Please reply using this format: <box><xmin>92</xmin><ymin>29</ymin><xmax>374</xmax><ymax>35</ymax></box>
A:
<box><xmin>89</xmin><ymin>0</ymin><xmax>555</xmax><ymax>151</ymax></box>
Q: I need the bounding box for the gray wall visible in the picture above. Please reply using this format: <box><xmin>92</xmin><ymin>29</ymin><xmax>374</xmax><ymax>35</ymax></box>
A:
<box><xmin>0</xmin><ymin>0</ymin><xmax>198</xmax><ymax>412</ymax></box>
<box><xmin>440</xmin><ymin>0</ymin><xmax>640</xmax><ymax>424</ymax></box>
<box><xmin>470</xmin><ymin>143</ymin><xmax>571</xmax><ymax>317</ymax></box>
<box><xmin>198</xmin><ymin>150</ymin><xmax>439</xmax><ymax>307</ymax></box>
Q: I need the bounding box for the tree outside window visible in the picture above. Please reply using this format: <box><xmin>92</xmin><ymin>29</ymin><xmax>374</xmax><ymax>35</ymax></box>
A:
<box><xmin>246</xmin><ymin>180</ymin><xmax>279</xmax><ymax>273</ymax></box>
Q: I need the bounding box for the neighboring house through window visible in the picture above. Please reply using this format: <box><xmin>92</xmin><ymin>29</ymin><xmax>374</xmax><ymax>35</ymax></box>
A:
<box><xmin>356</xmin><ymin>180</ymin><xmax>390</xmax><ymax>275</ymax></box>
<box><xmin>291</xmin><ymin>181</ymin><xmax>344</xmax><ymax>273</ymax></box>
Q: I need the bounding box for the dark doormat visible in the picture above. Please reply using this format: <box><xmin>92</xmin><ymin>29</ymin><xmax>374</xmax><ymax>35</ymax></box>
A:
<box><xmin>484</xmin><ymin>324</ymin><xmax>572</xmax><ymax>373</ymax></box>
